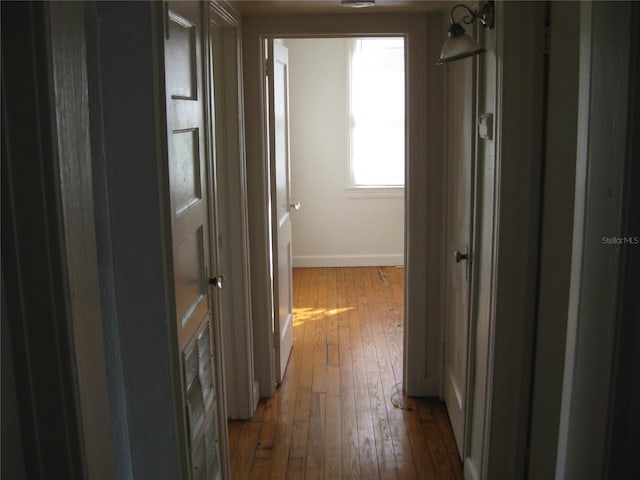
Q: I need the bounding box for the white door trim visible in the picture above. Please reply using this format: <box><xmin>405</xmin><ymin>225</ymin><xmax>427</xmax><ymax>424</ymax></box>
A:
<box><xmin>556</xmin><ymin>2</ymin><xmax>633</xmax><ymax>477</ymax></box>
<box><xmin>241</xmin><ymin>13</ymin><xmax>446</xmax><ymax>398</ymax></box>
<box><xmin>469</xmin><ymin>3</ymin><xmax>546</xmax><ymax>478</ymax></box>
<box><xmin>207</xmin><ymin>2</ymin><xmax>259</xmax><ymax>421</ymax></box>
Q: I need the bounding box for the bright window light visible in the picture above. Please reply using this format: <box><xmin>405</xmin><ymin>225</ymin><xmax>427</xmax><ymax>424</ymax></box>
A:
<box><xmin>349</xmin><ymin>37</ymin><xmax>405</xmax><ymax>188</ymax></box>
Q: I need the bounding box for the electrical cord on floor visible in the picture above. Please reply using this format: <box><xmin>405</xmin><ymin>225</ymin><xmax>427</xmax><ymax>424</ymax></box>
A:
<box><xmin>390</xmin><ymin>382</ymin><xmax>412</xmax><ymax>410</ymax></box>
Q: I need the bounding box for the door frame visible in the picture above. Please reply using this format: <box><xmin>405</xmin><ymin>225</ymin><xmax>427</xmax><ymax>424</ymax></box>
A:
<box><xmin>207</xmin><ymin>1</ymin><xmax>259</xmax><ymax>421</ymax></box>
<box><xmin>463</xmin><ymin>3</ymin><xmax>546</xmax><ymax>479</ymax></box>
<box><xmin>556</xmin><ymin>2</ymin><xmax>637</xmax><ymax>477</ymax></box>
<box><xmin>2</xmin><ymin>2</ymin><xmax>115</xmax><ymax>477</ymax></box>
<box><xmin>242</xmin><ymin>13</ymin><xmax>446</xmax><ymax>399</ymax></box>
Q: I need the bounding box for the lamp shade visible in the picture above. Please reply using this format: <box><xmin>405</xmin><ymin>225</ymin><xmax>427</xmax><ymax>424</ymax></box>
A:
<box><xmin>437</xmin><ymin>23</ymin><xmax>486</xmax><ymax>64</ymax></box>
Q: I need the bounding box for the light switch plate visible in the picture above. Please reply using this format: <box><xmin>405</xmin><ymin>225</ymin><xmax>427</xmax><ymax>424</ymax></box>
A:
<box><xmin>478</xmin><ymin>113</ymin><xmax>494</xmax><ymax>140</ymax></box>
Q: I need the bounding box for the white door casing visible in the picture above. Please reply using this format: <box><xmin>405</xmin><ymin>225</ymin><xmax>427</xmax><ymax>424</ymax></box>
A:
<box><xmin>207</xmin><ymin>4</ymin><xmax>258</xmax><ymax>420</ymax></box>
<box><xmin>242</xmin><ymin>14</ymin><xmax>440</xmax><ymax>400</ymax></box>
<box><xmin>443</xmin><ymin>55</ymin><xmax>474</xmax><ymax>459</ymax></box>
<box><xmin>267</xmin><ymin>39</ymin><xmax>295</xmax><ymax>383</ymax></box>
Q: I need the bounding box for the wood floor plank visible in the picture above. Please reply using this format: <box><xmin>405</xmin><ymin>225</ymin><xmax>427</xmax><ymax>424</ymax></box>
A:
<box><xmin>417</xmin><ymin>399</ymin><xmax>457</xmax><ymax>479</ymax></box>
<box><xmin>311</xmin><ymin>269</ymin><xmax>328</xmax><ymax>394</ymax></box>
<box><xmin>290</xmin><ymin>387</ymin><xmax>311</xmax><ymax>458</ymax></box>
<box><xmin>326</xmin><ymin>268</ymin><xmax>339</xmax><ymax>346</ymax></box>
<box><xmin>248</xmin><ymin>458</ymin><xmax>272</xmax><ymax>479</ymax></box>
<box><xmin>338</xmin><ymin>312</ymin><xmax>360</xmax><ymax>479</ymax></box>
<box><xmin>228</xmin><ymin>418</ymin><xmax>263</xmax><ymax>479</ymax></box>
<box><xmin>228</xmin><ymin>267</ymin><xmax>463</xmax><ymax>480</ymax></box>
<box><xmin>359</xmin><ymin>283</ymin><xmax>398</xmax><ymax>479</ymax></box>
<box><xmin>324</xmin><ymin>365</ymin><xmax>342</xmax><ymax>478</ymax></box>
<box><xmin>432</xmin><ymin>400</ymin><xmax>465</xmax><ymax>479</ymax></box>
<box><xmin>350</xmin><ymin>308</ymin><xmax>381</xmax><ymax>478</ymax></box>
<box><xmin>370</xmin><ymin>269</ymin><xmax>418</xmax><ymax>479</ymax></box>
<box><xmin>285</xmin><ymin>457</ymin><xmax>305</xmax><ymax>480</ymax></box>
<box><xmin>254</xmin><ymin>391</ymin><xmax>281</xmax><ymax>459</ymax></box>
<box><xmin>305</xmin><ymin>392</ymin><xmax>326</xmax><ymax>478</ymax></box>
<box><xmin>269</xmin><ymin>366</ymin><xmax>298</xmax><ymax>479</ymax></box>
<box><xmin>403</xmin><ymin>397</ymin><xmax>440</xmax><ymax>479</ymax></box>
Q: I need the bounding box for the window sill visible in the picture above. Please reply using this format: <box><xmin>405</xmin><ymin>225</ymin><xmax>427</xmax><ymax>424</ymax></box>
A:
<box><xmin>345</xmin><ymin>186</ymin><xmax>405</xmax><ymax>199</ymax></box>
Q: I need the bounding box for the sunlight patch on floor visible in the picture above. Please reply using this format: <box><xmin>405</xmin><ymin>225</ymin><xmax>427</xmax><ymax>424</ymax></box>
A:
<box><xmin>293</xmin><ymin>306</ymin><xmax>355</xmax><ymax>326</ymax></box>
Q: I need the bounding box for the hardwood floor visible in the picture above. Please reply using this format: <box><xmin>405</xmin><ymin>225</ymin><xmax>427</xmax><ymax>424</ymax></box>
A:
<box><xmin>228</xmin><ymin>267</ymin><xmax>463</xmax><ymax>479</ymax></box>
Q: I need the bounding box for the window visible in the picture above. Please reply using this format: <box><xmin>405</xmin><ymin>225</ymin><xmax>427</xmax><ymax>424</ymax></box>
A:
<box><xmin>348</xmin><ymin>37</ymin><xmax>405</xmax><ymax>195</ymax></box>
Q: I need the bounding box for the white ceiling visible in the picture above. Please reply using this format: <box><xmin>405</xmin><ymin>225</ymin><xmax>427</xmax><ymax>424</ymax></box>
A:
<box><xmin>235</xmin><ymin>0</ymin><xmax>453</xmax><ymax>15</ymax></box>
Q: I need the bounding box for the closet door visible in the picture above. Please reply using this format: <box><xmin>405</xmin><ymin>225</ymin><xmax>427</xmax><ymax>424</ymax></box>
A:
<box><xmin>164</xmin><ymin>2</ymin><xmax>223</xmax><ymax>478</ymax></box>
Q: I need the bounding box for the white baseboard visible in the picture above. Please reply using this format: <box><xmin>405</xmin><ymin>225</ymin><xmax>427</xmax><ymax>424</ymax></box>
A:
<box><xmin>251</xmin><ymin>380</ymin><xmax>260</xmax><ymax>415</ymax></box>
<box><xmin>464</xmin><ymin>457</ymin><xmax>479</xmax><ymax>480</ymax></box>
<box><xmin>404</xmin><ymin>375</ymin><xmax>441</xmax><ymax>397</ymax></box>
<box><xmin>292</xmin><ymin>254</ymin><xmax>404</xmax><ymax>268</ymax></box>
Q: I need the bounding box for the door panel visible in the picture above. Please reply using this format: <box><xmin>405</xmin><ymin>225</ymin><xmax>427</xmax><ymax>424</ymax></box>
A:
<box><xmin>173</xmin><ymin>227</ymin><xmax>207</xmax><ymax>331</ymax></box>
<box><xmin>268</xmin><ymin>40</ymin><xmax>294</xmax><ymax>382</ymax></box>
<box><xmin>170</xmin><ymin>128</ymin><xmax>202</xmax><ymax>214</ymax></box>
<box><xmin>164</xmin><ymin>2</ymin><xmax>222</xmax><ymax>479</ymax></box>
<box><xmin>166</xmin><ymin>1</ymin><xmax>209</xmax><ymax>351</ymax></box>
<box><xmin>443</xmin><ymin>57</ymin><xmax>474</xmax><ymax>458</ymax></box>
<box><xmin>166</xmin><ymin>11</ymin><xmax>197</xmax><ymax>100</ymax></box>
<box><xmin>278</xmin><ymin>220</ymin><xmax>293</xmax><ymax>378</ymax></box>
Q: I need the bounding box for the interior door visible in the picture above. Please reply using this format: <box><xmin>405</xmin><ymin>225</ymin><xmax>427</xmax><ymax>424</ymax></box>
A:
<box><xmin>267</xmin><ymin>39</ymin><xmax>295</xmax><ymax>383</ymax></box>
<box><xmin>443</xmin><ymin>57</ymin><xmax>474</xmax><ymax>458</ymax></box>
<box><xmin>164</xmin><ymin>2</ymin><xmax>222</xmax><ymax>478</ymax></box>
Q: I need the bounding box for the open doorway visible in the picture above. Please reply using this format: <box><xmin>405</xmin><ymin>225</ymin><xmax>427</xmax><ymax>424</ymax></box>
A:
<box><xmin>228</xmin><ymin>23</ymin><xmax>463</xmax><ymax>475</ymax></box>
<box><xmin>242</xmin><ymin>14</ymin><xmax>447</xmax><ymax>410</ymax></box>
<box><xmin>263</xmin><ymin>34</ymin><xmax>408</xmax><ymax>388</ymax></box>
<box><xmin>282</xmin><ymin>36</ymin><xmax>406</xmax><ymax>383</ymax></box>
<box><xmin>287</xmin><ymin>37</ymin><xmax>405</xmax><ymax>268</ymax></box>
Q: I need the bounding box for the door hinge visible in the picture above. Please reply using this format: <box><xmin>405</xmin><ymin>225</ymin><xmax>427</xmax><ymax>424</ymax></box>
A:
<box><xmin>273</xmin><ymin>331</ymin><xmax>279</xmax><ymax>347</ymax></box>
<box><xmin>265</xmin><ymin>57</ymin><xmax>272</xmax><ymax>77</ymax></box>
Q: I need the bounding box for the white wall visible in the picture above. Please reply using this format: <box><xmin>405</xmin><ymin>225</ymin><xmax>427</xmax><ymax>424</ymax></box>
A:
<box><xmin>285</xmin><ymin>38</ymin><xmax>404</xmax><ymax>267</ymax></box>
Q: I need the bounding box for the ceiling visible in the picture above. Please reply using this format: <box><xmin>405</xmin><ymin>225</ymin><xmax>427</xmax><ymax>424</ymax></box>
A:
<box><xmin>235</xmin><ymin>0</ymin><xmax>453</xmax><ymax>15</ymax></box>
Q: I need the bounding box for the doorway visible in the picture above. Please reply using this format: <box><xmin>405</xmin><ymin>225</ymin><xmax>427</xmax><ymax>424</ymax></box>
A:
<box><xmin>243</xmin><ymin>13</ymin><xmax>447</xmax><ymax>411</ymax></box>
<box><xmin>278</xmin><ymin>35</ymin><xmax>406</xmax><ymax>383</ymax></box>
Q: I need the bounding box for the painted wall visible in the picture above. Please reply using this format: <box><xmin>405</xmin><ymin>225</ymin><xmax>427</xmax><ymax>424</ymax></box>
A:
<box><xmin>284</xmin><ymin>38</ymin><xmax>404</xmax><ymax>267</ymax></box>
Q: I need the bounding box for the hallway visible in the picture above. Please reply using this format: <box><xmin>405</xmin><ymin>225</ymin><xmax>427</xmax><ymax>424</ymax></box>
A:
<box><xmin>228</xmin><ymin>267</ymin><xmax>462</xmax><ymax>479</ymax></box>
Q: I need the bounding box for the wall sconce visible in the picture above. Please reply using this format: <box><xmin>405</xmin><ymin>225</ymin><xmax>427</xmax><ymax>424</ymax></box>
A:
<box><xmin>437</xmin><ymin>1</ymin><xmax>494</xmax><ymax>65</ymax></box>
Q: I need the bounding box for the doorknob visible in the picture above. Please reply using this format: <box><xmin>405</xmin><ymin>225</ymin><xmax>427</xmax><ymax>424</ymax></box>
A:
<box><xmin>289</xmin><ymin>201</ymin><xmax>301</xmax><ymax>210</ymax></box>
<box><xmin>454</xmin><ymin>250</ymin><xmax>468</xmax><ymax>263</ymax></box>
<box><xmin>208</xmin><ymin>275</ymin><xmax>224</xmax><ymax>289</ymax></box>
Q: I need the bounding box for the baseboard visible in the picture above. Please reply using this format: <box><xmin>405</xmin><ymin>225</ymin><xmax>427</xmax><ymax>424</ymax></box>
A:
<box><xmin>292</xmin><ymin>254</ymin><xmax>404</xmax><ymax>268</ymax></box>
<box><xmin>251</xmin><ymin>380</ymin><xmax>260</xmax><ymax>415</ymax></box>
<box><xmin>464</xmin><ymin>457</ymin><xmax>479</xmax><ymax>480</ymax></box>
<box><xmin>404</xmin><ymin>375</ymin><xmax>441</xmax><ymax>397</ymax></box>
